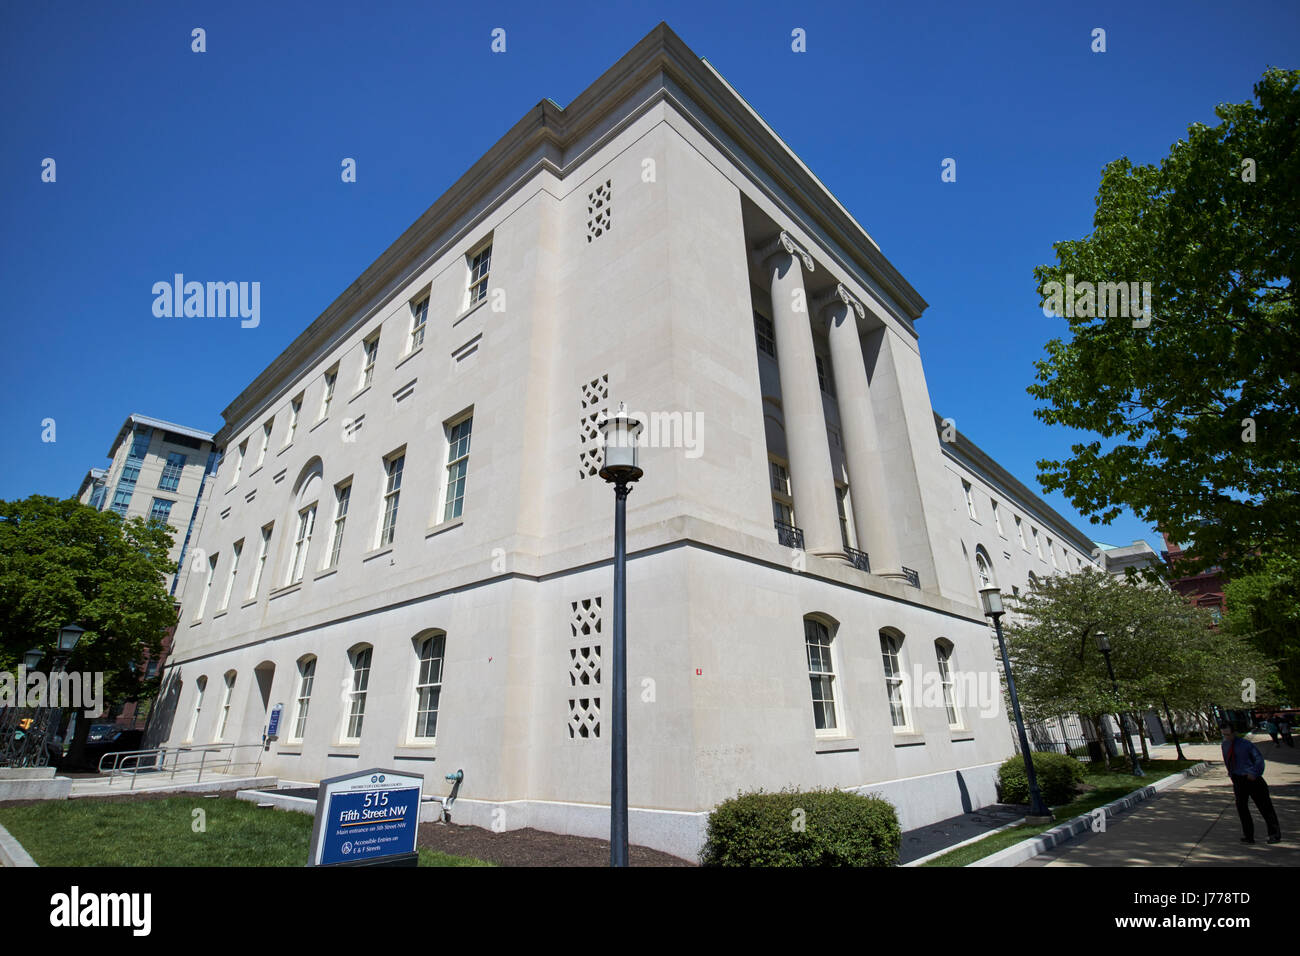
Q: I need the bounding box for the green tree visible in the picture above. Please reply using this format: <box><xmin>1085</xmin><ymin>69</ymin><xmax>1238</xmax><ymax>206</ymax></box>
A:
<box><xmin>0</xmin><ymin>496</ymin><xmax>178</xmax><ymax>764</ymax></box>
<box><xmin>1006</xmin><ymin>568</ymin><xmax>1281</xmax><ymax>759</ymax></box>
<box><xmin>1222</xmin><ymin>552</ymin><xmax>1300</xmax><ymax>703</ymax></box>
<box><xmin>1029</xmin><ymin>68</ymin><xmax>1300</xmax><ymax>579</ymax></box>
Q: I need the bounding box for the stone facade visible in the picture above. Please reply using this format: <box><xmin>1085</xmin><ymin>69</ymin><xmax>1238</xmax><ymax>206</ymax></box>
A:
<box><xmin>152</xmin><ymin>25</ymin><xmax>1103</xmax><ymax>860</ymax></box>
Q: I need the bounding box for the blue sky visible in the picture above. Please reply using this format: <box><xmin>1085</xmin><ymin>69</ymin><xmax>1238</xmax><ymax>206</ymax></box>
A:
<box><xmin>2</xmin><ymin>0</ymin><xmax>1296</xmax><ymax>554</ymax></box>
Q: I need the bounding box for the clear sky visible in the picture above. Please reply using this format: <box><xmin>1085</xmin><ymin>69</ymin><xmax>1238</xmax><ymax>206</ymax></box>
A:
<box><xmin>2</xmin><ymin>0</ymin><xmax>1296</xmax><ymax>554</ymax></box>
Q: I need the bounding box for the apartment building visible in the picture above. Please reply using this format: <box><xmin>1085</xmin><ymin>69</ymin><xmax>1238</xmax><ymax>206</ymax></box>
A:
<box><xmin>152</xmin><ymin>24</ymin><xmax>1105</xmax><ymax>859</ymax></box>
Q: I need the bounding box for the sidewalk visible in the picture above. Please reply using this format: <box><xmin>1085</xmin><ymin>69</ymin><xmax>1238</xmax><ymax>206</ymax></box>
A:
<box><xmin>1020</xmin><ymin>736</ymin><xmax>1299</xmax><ymax>867</ymax></box>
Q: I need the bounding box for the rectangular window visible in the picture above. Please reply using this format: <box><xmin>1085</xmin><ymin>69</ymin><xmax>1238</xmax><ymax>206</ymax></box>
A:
<box><xmin>770</xmin><ymin>459</ymin><xmax>793</xmax><ymax>526</ymax></box>
<box><xmin>325</xmin><ymin>480</ymin><xmax>352</xmax><ymax>569</ymax></box>
<box><xmin>256</xmin><ymin>419</ymin><xmax>273</xmax><ymax>468</ymax></box>
<box><xmin>289</xmin><ymin>504</ymin><xmax>317</xmax><ymax>584</ymax></box>
<box><xmin>1032</xmin><ymin>527</ymin><xmax>1043</xmax><ymax>559</ymax></box>
<box><xmin>754</xmin><ymin>312</ymin><xmax>776</xmax><ymax>357</ymax></box>
<box><xmin>286</xmin><ymin>395</ymin><xmax>302</xmax><ymax>445</ymax></box>
<box><xmin>805</xmin><ymin>619</ymin><xmax>837</xmax><ymax>731</ymax></box>
<box><xmin>128</xmin><ymin>429</ymin><xmax>151</xmax><ymax>461</ymax></box>
<box><xmin>836</xmin><ymin>485</ymin><xmax>853</xmax><ymax>550</ymax></box>
<box><xmin>379</xmin><ymin>452</ymin><xmax>405</xmax><ymax>547</ymax></box>
<box><xmin>1048</xmin><ymin>537</ymin><xmax>1058</xmax><ymax>569</ymax></box>
<box><xmin>962</xmin><ymin>480</ymin><xmax>977</xmax><ymax>519</ymax></box>
<box><xmin>194</xmin><ymin>553</ymin><xmax>218</xmax><ymax>620</ymax></box>
<box><xmin>881</xmin><ymin>634</ymin><xmax>907</xmax><ymax>728</ymax></box>
<box><xmin>442</xmin><ymin>417</ymin><xmax>472</xmax><ymax>522</ymax></box>
<box><xmin>148</xmin><ymin>498</ymin><xmax>174</xmax><ymax>524</ymax></box>
<box><xmin>360</xmin><ymin>334</ymin><xmax>379</xmax><ymax>390</ymax></box>
<box><xmin>292</xmin><ymin>658</ymin><xmax>315</xmax><ymax>740</ymax></box>
<box><xmin>320</xmin><ymin>368</ymin><xmax>338</xmax><ymax>420</ymax></box>
<box><xmin>1016</xmin><ymin>515</ymin><xmax>1026</xmax><ymax>549</ymax></box>
<box><xmin>111</xmin><ymin>488</ymin><xmax>133</xmax><ymax>516</ymax></box>
<box><xmin>230</xmin><ymin>440</ymin><xmax>247</xmax><ymax>487</ymax></box>
<box><xmin>409</xmin><ymin>296</ymin><xmax>429</xmax><ymax>351</ymax></box>
<box><xmin>345</xmin><ymin>647</ymin><xmax>372</xmax><ymax>739</ymax></box>
<box><xmin>217</xmin><ymin>672</ymin><xmax>235</xmax><ymax>740</ymax></box>
<box><xmin>992</xmin><ymin>500</ymin><xmax>1004</xmax><ymax>536</ymax></box>
<box><xmin>413</xmin><ymin>634</ymin><xmax>445</xmax><ymax>738</ymax></box>
<box><xmin>467</xmin><ymin>244</ymin><xmax>491</xmax><ymax>306</ymax></box>
<box><xmin>220</xmin><ymin>539</ymin><xmax>243</xmax><ymax>611</ymax></box>
<box><xmin>158</xmin><ymin>453</ymin><xmax>186</xmax><ymax>491</ymax></box>
<box><xmin>936</xmin><ymin>644</ymin><xmax>959</xmax><ymax>727</ymax></box>
<box><xmin>249</xmin><ymin>525</ymin><xmax>272</xmax><ymax>599</ymax></box>
<box><xmin>815</xmin><ymin>354</ymin><xmax>834</xmax><ymax>395</ymax></box>
<box><xmin>186</xmin><ymin>677</ymin><xmax>206</xmax><ymax>741</ymax></box>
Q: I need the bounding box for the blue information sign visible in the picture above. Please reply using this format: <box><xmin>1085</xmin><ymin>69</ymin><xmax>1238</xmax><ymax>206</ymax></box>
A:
<box><xmin>309</xmin><ymin>769</ymin><xmax>424</xmax><ymax>866</ymax></box>
<box><xmin>266</xmin><ymin>703</ymin><xmax>283</xmax><ymax>739</ymax></box>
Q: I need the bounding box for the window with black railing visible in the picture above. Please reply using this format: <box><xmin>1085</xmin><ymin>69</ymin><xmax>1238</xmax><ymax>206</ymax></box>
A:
<box><xmin>775</xmin><ymin>520</ymin><xmax>804</xmax><ymax>550</ymax></box>
<box><xmin>845</xmin><ymin>547</ymin><xmax>870</xmax><ymax>572</ymax></box>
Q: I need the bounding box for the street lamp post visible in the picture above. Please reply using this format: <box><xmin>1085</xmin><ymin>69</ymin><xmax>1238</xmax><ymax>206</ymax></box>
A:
<box><xmin>1096</xmin><ymin>631</ymin><xmax>1143</xmax><ymax>776</ymax></box>
<box><xmin>979</xmin><ymin>586</ymin><xmax>1052</xmax><ymax>822</ymax></box>
<box><xmin>598</xmin><ymin>403</ymin><xmax>643</xmax><ymax>868</ymax></box>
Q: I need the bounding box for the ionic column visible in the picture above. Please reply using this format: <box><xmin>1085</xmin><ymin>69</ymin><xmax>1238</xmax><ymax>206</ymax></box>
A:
<box><xmin>819</xmin><ymin>284</ymin><xmax>907</xmax><ymax>581</ymax></box>
<box><xmin>755</xmin><ymin>232</ymin><xmax>843</xmax><ymax>559</ymax></box>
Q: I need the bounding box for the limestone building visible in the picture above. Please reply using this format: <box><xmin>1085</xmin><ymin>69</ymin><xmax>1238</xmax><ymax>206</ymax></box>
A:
<box><xmin>154</xmin><ymin>24</ymin><xmax>1101</xmax><ymax>860</ymax></box>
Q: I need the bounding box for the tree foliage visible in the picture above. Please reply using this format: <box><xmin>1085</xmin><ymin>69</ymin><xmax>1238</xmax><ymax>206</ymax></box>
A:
<box><xmin>1222</xmin><ymin>551</ymin><xmax>1300</xmax><ymax>704</ymax></box>
<box><xmin>0</xmin><ymin>495</ymin><xmax>177</xmax><ymax>703</ymax></box>
<box><xmin>1005</xmin><ymin>568</ymin><xmax>1282</xmax><ymax>722</ymax></box>
<box><xmin>1029</xmin><ymin>68</ymin><xmax>1300</xmax><ymax>578</ymax></box>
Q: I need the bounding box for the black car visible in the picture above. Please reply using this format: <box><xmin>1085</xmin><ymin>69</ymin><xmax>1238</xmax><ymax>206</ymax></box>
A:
<box><xmin>56</xmin><ymin>727</ymin><xmax>150</xmax><ymax>772</ymax></box>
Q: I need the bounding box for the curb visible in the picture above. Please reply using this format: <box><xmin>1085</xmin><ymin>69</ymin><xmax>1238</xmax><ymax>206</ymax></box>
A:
<box><xmin>0</xmin><ymin>820</ymin><xmax>39</xmax><ymax>867</ymax></box>
<box><xmin>967</xmin><ymin>761</ymin><xmax>1213</xmax><ymax>868</ymax></box>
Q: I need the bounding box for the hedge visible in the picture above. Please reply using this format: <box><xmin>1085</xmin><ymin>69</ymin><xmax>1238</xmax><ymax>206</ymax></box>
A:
<box><xmin>997</xmin><ymin>752</ymin><xmax>1085</xmax><ymax>806</ymax></box>
<box><xmin>700</xmin><ymin>787</ymin><xmax>900</xmax><ymax>867</ymax></box>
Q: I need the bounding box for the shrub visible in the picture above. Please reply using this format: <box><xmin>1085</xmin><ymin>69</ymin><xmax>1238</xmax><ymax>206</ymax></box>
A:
<box><xmin>997</xmin><ymin>752</ymin><xmax>1086</xmax><ymax>806</ymax></box>
<box><xmin>699</xmin><ymin>787</ymin><xmax>900</xmax><ymax>867</ymax></box>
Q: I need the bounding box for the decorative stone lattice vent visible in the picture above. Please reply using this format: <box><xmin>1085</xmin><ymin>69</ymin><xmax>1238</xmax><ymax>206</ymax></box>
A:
<box><xmin>578</xmin><ymin>374</ymin><xmax>609</xmax><ymax>480</ymax></box>
<box><xmin>587</xmin><ymin>180</ymin><xmax>612</xmax><ymax>242</ymax></box>
<box><xmin>568</xmin><ymin>597</ymin><xmax>603</xmax><ymax>739</ymax></box>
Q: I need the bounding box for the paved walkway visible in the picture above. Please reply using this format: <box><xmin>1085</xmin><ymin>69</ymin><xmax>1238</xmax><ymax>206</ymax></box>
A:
<box><xmin>1021</xmin><ymin>737</ymin><xmax>1299</xmax><ymax>867</ymax></box>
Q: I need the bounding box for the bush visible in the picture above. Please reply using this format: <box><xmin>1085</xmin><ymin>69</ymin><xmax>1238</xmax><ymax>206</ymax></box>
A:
<box><xmin>997</xmin><ymin>752</ymin><xmax>1086</xmax><ymax>806</ymax></box>
<box><xmin>699</xmin><ymin>788</ymin><xmax>900</xmax><ymax>867</ymax></box>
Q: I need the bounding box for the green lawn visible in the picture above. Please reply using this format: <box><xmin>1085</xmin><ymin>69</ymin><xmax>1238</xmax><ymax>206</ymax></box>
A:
<box><xmin>0</xmin><ymin>796</ymin><xmax>492</xmax><ymax>867</ymax></box>
<box><xmin>921</xmin><ymin>758</ymin><xmax>1203</xmax><ymax>867</ymax></box>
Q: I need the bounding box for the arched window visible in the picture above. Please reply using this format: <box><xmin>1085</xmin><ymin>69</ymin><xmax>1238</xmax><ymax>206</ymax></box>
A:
<box><xmin>804</xmin><ymin>616</ymin><xmax>838</xmax><ymax>732</ymax></box>
<box><xmin>344</xmin><ymin>645</ymin><xmax>373</xmax><ymax>740</ymax></box>
<box><xmin>1027</xmin><ymin>571</ymin><xmax>1040</xmax><ymax>591</ymax></box>
<box><xmin>291</xmin><ymin>656</ymin><xmax>316</xmax><ymax>741</ymax></box>
<box><xmin>880</xmin><ymin>630</ymin><xmax>907</xmax><ymax>728</ymax></box>
<box><xmin>412</xmin><ymin>632</ymin><xmax>446</xmax><ymax>739</ymax></box>
<box><xmin>216</xmin><ymin>670</ymin><xmax>237</xmax><ymax>740</ymax></box>
<box><xmin>935</xmin><ymin>640</ymin><xmax>960</xmax><ymax>728</ymax></box>
<box><xmin>187</xmin><ymin>675</ymin><xmax>208</xmax><ymax>741</ymax></box>
<box><xmin>974</xmin><ymin>546</ymin><xmax>995</xmax><ymax>589</ymax></box>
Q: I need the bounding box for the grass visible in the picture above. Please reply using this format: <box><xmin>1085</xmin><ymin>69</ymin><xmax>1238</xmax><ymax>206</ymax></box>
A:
<box><xmin>921</xmin><ymin>757</ymin><xmax>1203</xmax><ymax>867</ymax></box>
<box><xmin>0</xmin><ymin>796</ymin><xmax>492</xmax><ymax>867</ymax></box>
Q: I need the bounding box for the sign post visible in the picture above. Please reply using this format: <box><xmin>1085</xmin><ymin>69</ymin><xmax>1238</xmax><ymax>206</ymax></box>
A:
<box><xmin>308</xmin><ymin>769</ymin><xmax>424</xmax><ymax>867</ymax></box>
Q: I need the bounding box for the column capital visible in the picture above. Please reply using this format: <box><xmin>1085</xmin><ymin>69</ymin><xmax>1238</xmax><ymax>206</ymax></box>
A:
<box><xmin>753</xmin><ymin>230</ymin><xmax>815</xmax><ymax>273</ymax></box>
<box><xmin>816</xmin><ymin>283</ymin><xmax>866</xmax><ymax>321</ymax></box>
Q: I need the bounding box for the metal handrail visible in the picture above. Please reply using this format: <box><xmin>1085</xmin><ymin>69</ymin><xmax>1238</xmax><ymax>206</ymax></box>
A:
<box><xmin>775</xmin><ymin>521</ymin><xmax>804</xmax><ymax>550</ymax></box>
<box><xmin>99</xmin><ymin>743</ymin><xmax>264</xmax><ymax>789</ymax></box>
<box><xmin>845</xmin><ymin>547</ymin><xmax>870</xmax><ymax>573</ymax></box>
<box><xmin>901</xmin><ymin>566</ymin><xmax>920</xmax><ymax>588</ymax></box>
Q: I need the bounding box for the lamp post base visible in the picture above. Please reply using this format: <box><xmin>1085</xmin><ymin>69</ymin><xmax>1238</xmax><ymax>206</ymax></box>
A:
<box><xmin>1025</xmin><ymin>814</ymin><xmax>1055</xmax><ymax>826</ymax></box>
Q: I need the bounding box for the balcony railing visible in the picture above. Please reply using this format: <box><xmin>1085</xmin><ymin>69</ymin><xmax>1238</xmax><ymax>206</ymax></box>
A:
<box><xmin>901</xmin><ymin>566</ymin><xmax>920</xmax><ymax>589</ymax></box>
<box><xmin>845</xmin><ymin>547</ymin><xmax>870</xmax><ymax>573</ymax></box>
<box><xmin>775</xmin><ymin>521</ymin><xmax>804</xmax><ymax>550</ymax></box>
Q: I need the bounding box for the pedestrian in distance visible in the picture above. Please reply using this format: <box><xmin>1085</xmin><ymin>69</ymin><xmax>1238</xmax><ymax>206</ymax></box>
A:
<box><xmin>1260</xmin><ymin>717</ymin><xmax>1280</xmax><ymax>747</ymax></box>
<box><xmin>1278</xmin><ymin>715</ymin><xmax>1295</xmax><ymax>748</ymax></box>
<box><xmin>1219</xmin><ymin>721</ymin><xmax>1281</xmax><ymax>845</ymax></box>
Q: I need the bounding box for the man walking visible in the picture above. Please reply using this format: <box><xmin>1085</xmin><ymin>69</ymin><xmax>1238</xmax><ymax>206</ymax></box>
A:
<box><xmin>1260</xmin><ymin>716</ymin><xmax>1280</xmax><ymax>747</ymax></box>
<box><xmin>1220</xmin><ymin>721</ymin><xmax>1281</xmax><ymax>844</ymax></box>
<box><xmin>1278</xmin><ymin>715</ymin><xmax>1295</xmax><ymax>748</ymax></box>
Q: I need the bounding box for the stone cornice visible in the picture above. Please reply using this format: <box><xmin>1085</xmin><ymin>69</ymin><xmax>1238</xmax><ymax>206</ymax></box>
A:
<box><xmin>932</xmin><ymin>410</ymin><xmax>1099</xmax><ymax>557</ymax></box>
<box><xmin>216</xmin><ymin>22</ymin><xmax>928</xmax><ymax>444</ymax></box>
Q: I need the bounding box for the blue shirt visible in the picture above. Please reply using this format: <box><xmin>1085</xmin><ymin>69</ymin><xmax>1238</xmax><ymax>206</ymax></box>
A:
<box><xmin>1222</xmin><ymin>736</ymin><xmax>1266</xmax><ymax>777</ymax></box>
